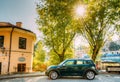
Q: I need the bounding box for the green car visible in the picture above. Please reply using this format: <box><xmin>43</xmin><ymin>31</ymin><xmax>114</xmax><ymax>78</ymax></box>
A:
<box><xmin>45</xmin><ymin>59</ymin><xmax>98</xmax><ymax>80</ymax></box>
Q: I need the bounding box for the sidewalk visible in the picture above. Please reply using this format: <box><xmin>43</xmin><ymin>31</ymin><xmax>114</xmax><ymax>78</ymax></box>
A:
<box><xmin>0</xmin><ymin>72</ymin><xmax>45</xmax><ymax>80</ymax></box>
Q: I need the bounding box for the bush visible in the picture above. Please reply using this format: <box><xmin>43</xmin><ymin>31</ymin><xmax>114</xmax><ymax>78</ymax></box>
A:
<box><xmin>33</xmin><ymin>61</ymin><xmax>47</xmax><ymax>72</ymax></box>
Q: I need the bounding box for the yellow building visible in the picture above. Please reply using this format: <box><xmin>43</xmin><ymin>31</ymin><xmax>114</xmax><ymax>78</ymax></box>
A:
<box><xmin>0</xmin><ymin>22</ymin><xmax>36</xmax><ymax>74</ymax></box>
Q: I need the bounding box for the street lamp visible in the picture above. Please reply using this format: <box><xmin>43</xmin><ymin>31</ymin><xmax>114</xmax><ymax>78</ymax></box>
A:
<box><xmin>0</xmin><ymin>47</ymin><xmax>6</xmax><ymax>54</ymax></box>
<box><xmin>0</xmin><ymin>47</ymin><xmax>7</xmax><ymax>56</ymax></box>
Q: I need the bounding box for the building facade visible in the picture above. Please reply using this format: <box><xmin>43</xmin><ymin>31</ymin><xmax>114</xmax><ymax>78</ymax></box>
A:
<box><xmin>0</xmin><ymin>22</ymin><xmax>36</xmax><ymax>74</ymax></box>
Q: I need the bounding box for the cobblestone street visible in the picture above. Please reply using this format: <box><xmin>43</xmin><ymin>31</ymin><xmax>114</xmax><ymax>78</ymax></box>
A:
<box><xmin>0</xmin><ymin>73</ymin><xmax>120</xmax><ymax>82</ymax></box>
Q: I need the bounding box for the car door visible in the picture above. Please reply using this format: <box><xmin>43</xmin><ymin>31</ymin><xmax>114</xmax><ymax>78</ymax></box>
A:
<box><xmin>74</xmin><ymin>60</ymin><xmax>85</xmax><ymax>76</ymax></box>
<box><xmin>59</xmin><ymin>60</ymin><xmax>75</xmax><ymax>76</ymax></box>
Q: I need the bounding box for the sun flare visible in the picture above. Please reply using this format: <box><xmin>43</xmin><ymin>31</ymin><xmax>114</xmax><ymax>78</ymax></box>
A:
<box><xmin>75</xmin><ymin>5</ymin><xmax>86</xmax><ymax>17</ymax></box>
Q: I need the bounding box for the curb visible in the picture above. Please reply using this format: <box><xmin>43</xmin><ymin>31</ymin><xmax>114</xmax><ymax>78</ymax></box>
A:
<box><xmin>0</xmin><ymin>74</ymin><xmax>45</xmax><ymax>80</ymax></box>
<box><xmin>98</xmin><ymin>70</ymin><xmax>108</xmax><ymax>74</ymax></box>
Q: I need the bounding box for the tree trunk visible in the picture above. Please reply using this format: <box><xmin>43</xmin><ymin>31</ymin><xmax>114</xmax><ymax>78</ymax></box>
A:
<box><xmin>59</xmin><ymin>55</ymin><xmax>64</xmax><ymax>62</ymax></box>
<box><xmin>91</xmin><ymin>47</ymin><xmax>99</xmax><ymax>62</ymax></box>
<box><xmin>92</xmin><ymin>54</ymin><xmax>97</xmax><ymax>62</ymax></box>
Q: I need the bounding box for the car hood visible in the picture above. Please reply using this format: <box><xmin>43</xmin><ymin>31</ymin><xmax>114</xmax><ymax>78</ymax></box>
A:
<box><xmin>47</xmin><ymin>65</ymin><xmax>58</xmax><ymax>70</ymax></box>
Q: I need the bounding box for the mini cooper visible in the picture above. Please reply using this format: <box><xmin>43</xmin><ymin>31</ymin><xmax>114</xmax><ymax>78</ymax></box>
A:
<box><xmin>45</xmin><ymin>59</ymin><xmax>98</xmax><ymax>80</ymax></box>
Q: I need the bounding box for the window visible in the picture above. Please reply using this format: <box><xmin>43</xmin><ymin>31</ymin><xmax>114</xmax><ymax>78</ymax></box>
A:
<box><xmin>0</xmin><ymin>36</ymin><xmax>4</xmax><ymax>47</ymax></box>
<box><xmin>84</xmin><ymin>60</ymin><xmax>93</xmax><ymax>64</ymax></box>
<box><xmin>64</xmin><ymin>60</ymin><xmax>75</xmax><ymax>66</ymax></box>
<box><xmin>19</xmin><ymin>37</ymin><xmax>26</xmax><ymax>49</ymax></box>
<box><xmin>76</xmin><ymin>60</ymin><xmax>83</xmax><ymax>65</ymax></box>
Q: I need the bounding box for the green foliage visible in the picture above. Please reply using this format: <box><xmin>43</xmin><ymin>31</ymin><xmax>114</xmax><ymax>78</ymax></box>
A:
<box><xmin>36</xmin><ymin>0</ymin><xmax>78</xmax><ymax>62</ymax></box>
<box><xmin>64</xmin><ymin>46</ymin><xmax>74</xmax><ymax>59</ymax></box>
<box><xmin>36</xmin><ymin>0</ymin><xmax>120</xmax><ymax>63</ymax></box>
<box><xmin>33</xmin><ymin>61</ymin><xmax>47</xmax><ymax>72</ymax></box>
<box><xmin>109</xmin><ymin>42</ymin><xmax>120</xmax><ymax>51</ymax></box>
<box><xmin>33</xmin><ymin>41</ymin><xmax>46</xmax><ymax>71</ymax></box>
<box><xmin>116</xmin><ymin>25</ymin><xmax>120</xmax><ymax>34</ymax></box>
<box><xmin>34</xmin><ymin>41</ymin><xmax>46</xmax><ymax>62</ymax></box>
<box><xmin>48</xmin><ymin>50</ymin><xmax>60</xmax><ymax>65</ymax></box>
<box><xmin>77</xmin><ymin>0</ymin><xmax>120</xmax><ymax>62</ymax></box>
<box><xmin>48</xmin><ymin>47</ymin><xmax>74</xmax><ymax>66</ymax></box>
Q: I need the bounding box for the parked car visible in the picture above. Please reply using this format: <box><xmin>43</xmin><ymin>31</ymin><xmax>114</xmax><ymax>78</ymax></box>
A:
<box><xmin>45</xmin><ymin>59</ymin><xmax>98</xmax><ymax>80</ymax></box>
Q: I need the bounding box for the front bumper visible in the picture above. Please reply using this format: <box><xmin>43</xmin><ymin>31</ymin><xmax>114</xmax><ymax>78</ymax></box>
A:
<box><xmin>45</xmin><ymin>71</ymin><xmax>49</xmax><ymax>76</ymax></box>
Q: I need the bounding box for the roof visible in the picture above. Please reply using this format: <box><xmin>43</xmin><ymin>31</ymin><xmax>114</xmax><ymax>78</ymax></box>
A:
<box><xmin>67</xmin><ymin>58</ymin><xmax>91</xmax><ymax>61</ymax></box>
<box><xmin>0</xmin><ymin>22</ymin><xmax>13</xmax><ymax>26</ymax></box>
<box><xmin>0</xmin><ymin>22</ymin><xmax>35</xmax><ymax>34</ymax></box>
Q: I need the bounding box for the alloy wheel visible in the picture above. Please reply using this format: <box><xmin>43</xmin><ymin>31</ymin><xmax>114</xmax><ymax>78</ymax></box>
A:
<box><xmin>86</xmin><ymin>71</ymin><xmax>95</xmax><ymax>80</ymax></box>
<box><xmin>49</xmin><ymin>71</ymin><xmax>58</xmax><ymax>80</ymax></box>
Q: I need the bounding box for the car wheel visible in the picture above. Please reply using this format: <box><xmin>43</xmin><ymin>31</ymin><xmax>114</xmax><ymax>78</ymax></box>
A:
<box><xmin>85</xmin><ymin>71</ymin><xmax>95</xmax><ymax>80</ymax></box>
<box><xmin>49</xmin><ymin>71</ymin><xmax>58</xmax><ymax>80</ymax></box>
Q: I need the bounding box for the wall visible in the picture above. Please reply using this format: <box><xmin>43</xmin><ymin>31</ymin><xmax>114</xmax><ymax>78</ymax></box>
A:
<box><xmin>0</xmin><ymin>28</ymin><xmax>35</xmax><ymax>74</ymax></box>
<box><xmin>0</xmin><ymin>29</ymin><xmax>11</xmax><ymax>74</ymax></box>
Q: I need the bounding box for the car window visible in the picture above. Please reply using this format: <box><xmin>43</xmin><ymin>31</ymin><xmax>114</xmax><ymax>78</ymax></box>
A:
<box><xmin>76</xmin><ymin>60</ymin><xmax>83</xmax><ymax>65</ymax></box>
<box><xmin>84</xmin><ymin>60</ymin><xmax>93</xmax><ymax>64</ymax></box>
<box><xmin>64</xmin><ymin>60</ymin><xmax>75</xmax><ymax>66</ymax></box>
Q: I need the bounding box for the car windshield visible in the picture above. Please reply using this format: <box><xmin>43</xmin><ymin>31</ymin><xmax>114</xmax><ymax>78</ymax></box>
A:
<box><xmin>58</xmin><ymin>60</ymin><xmax>66</xmax><ymax>66</ymax></box>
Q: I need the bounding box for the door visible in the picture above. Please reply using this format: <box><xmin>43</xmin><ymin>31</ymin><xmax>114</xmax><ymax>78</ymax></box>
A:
<box><xmin>75</xmin><ymin>60</ymin><xmax>85</xmax><ymax>75</ymax></box>
<box><xmin>17</xmin><ymin>64</ymin><xmax>26</xmax><ymax>72</ymax></box>
<box><xmin>59</xmin><ymin>60</ymin><xmax>75</xmax><ymax>76</ymax></box>
<box><xmin>0</xmin><ymin>62</ymin><xmax>1</xmax><ymax>74</ymax></box>
<box><xmin>75</xmin><ymin>60</ymin><xmax>91</xmax><ymax>75</ymax></box>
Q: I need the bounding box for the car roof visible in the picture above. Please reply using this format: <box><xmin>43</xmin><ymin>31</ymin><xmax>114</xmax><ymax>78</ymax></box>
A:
<box><xmin>66</xmin><ymin>58</ymin><xmax>92</xmax><ymax>61</ymax></box>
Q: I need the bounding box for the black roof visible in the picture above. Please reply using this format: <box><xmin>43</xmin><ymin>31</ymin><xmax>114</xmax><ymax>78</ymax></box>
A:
<box><xmin>67</xmin><ymin>58</ymin><xmax>92</xmax><ymax>61</ymax></box>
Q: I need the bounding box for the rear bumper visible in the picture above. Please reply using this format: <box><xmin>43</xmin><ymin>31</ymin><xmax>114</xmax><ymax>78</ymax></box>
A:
<box><xmin>95</xmin><ymin>70</ymin><xmax>99</xmax><ymax>75</ymax></box>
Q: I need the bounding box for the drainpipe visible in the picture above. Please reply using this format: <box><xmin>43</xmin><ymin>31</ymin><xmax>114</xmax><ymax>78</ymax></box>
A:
<box><xmin>8</xmin><ymin>27</ymin><xmax>14</xmax><ymax>74</ymax></box>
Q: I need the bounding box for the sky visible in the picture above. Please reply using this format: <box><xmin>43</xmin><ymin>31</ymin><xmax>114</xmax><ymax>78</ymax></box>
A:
<box><xmin>0</xmin><ymin>0</ymin><xmax>119</xmax><ymax>44</ymax></box>
<box><xmin>0</xmin><ymin>0</ymin><xmax>88</xmax><ymax>46</ymax></box>
<box><xmin>0</xmin><ymin>0</ymin><xmax>41</xmax><ymax>38</ymax></box>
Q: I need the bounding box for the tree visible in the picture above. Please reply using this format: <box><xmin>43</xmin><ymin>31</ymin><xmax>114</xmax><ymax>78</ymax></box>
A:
<box><xmin>34</xmin><ymin>41</ymin><xmax>46</xmax><ymax>62</ymax></box>
<box><xmin>48</xmin><ymin>49</ymin><xmax>60</xmax><ymax>65</ymax></box>
<box><xmin>116</xmin><ymin>24</ymin><xmax>120</xmax><ymax>38</ymax></box>
<box><xmin>48</xmin><ymin>46</ymin><xmax>74</xmax><ymax>66</ymax></box>
<box><xmin>36</xmin><ymin>0</ymin><xmax>78</xmax><ymax>62</ymax></box>
<box><xmin>77</xmin><ymin>0</ymin><xmax>120</xmax><ymax>62</ymax></box>
<box><xmin>33</xmin><ymin>41</ymin><xmax>46</xmax><ymax>71</ymax></box>
<box><xmin>109</xmin><ymin>42</ymin><xmax>120</xmax><ymax>51</ymax></box>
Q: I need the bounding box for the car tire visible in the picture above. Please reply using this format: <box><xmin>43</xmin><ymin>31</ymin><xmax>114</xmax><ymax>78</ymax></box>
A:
<box><xmin>85</xmin><ymin>70</ymin><xmax>95</xmax><ymax>80</ymax></box>
<box><xmin>49</xmin><ymin>71</ymin><xmax>58</xmax><ymax>80</ymax></box>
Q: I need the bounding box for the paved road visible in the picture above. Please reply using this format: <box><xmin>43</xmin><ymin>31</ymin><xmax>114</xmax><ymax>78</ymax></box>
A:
<box><xmin>0</xmin><ymin>73</ymin><xmax>120</xmax><ymax>82</ymax></box>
